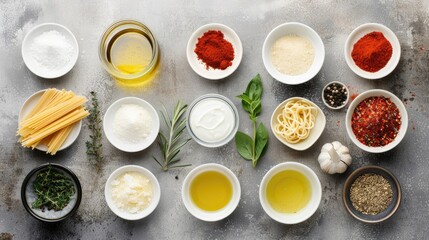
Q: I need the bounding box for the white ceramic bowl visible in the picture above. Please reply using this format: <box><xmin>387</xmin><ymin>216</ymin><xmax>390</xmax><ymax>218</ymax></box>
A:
<box><xmin>186</xmin><ymin>94</ymin><xmax>239</xmax><ymax>148</ymax></box>
<box><xmin>105</xmin><ymin>165</ymin><xmax>160</xmax><ymax>220</ymax></box>
<box><xmin>262</xmin><ymin>22</ymin><xmax>325</xmax><ymax>85</ymax></box>
<box><xmin>344</xmin><ymin>23</ymin><xmax>400</xmax><ymax>79</ymax></box>
<box><xmin>18</xmin><ymin>89</ymin><xmax>82</xmax><ymax>152</ymax></box>
<box><xmin>321</xmin><ymin>81</ymin><xmax>349</xmax><ymax>110</ymax></box>
<box><xmin>271</xmin><ymin>97</ymin><xmax>326</xmax><ymax>151</ymax></box>
<box><xmin>181</xmin><ymin>163</ymin><xmax>241</xmax><ymax>222</ymax></box>
<box><xmin>259</xmin><ymin>162</ymin><xmax>322</xmax><ymax>224</ymax></box>
<box><xmin>345</xmin><ymin>89</ymin><xmax>408</xmax><ymax>153</ymax></box>
<box><xmin>103</xmin><ymin>97</ymin><xmax>160</xmax><ymax>152</ymax></box>
<box><xmin>22</xmin><ymin>23</ymin><xmax>79</xmax><ymax>79</ymax></box>
<box><xmin>186</xmin><ymin>23</ymin><xmax>243</xmax><ymax>80</ymax></box>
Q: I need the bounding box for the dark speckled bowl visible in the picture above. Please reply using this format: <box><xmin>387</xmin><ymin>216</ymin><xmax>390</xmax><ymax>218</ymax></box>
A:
<box><xmin>21</xmin><ymin>163</ymin><xmax>82</xmax><ymax>223</ymax></box>
<box><xmin>343</xmin><ymin>165</ymin><xmax>401</xmax><ymax>223</ymax></box>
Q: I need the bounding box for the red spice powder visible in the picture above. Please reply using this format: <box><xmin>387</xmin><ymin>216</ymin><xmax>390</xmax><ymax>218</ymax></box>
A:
<box><xmin>351</xmin><ymin>31</ymin><xmax>392</xmax><ymax>72</ymax></box>
<box><xmin>194</xmin><ymin>30</ymin><xmax>234</xmax><ymax>70</ymax></box>
<box><xmin>351</xmin><ymin>96</ymin><xmax>401</xmax><ymax>147</ymax></box>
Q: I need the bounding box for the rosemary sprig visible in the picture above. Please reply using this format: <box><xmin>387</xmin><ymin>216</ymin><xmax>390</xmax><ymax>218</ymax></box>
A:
<box><xmin>153</xmin><ymin>101</ymin><xmax>192</xmax><ymax>171</ymax></box>
<box><xmin>32</xmin><ymin>165</ymin><xmax>75</xmax><ymax>211</ymax></box>
<box><xmin>86</xmin><ymin>91</ymin><xmax>103</xmax><ymax>171</ymax></box>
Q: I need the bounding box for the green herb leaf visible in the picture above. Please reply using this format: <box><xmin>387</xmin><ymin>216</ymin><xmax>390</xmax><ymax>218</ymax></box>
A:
<box><xmin>250</xmin><ymin>99</ymin><xmax>262</xmax><ymax>118</ymax></box>
<box><xmin>153</xmin><ymin>101</ymin><xmax>192</xmax><ymax>171</ymax></box>
<box><xmin>238</xmin><ymin>74</ymin><xmax>263</xmax><ymax>117</ymax></box>
<box><xmin>235</xmin><ymin>74</ymin><xmax>268</xmax><ymax>168</ymax></box>
<box><xmin>31</xmin><ymin>165</ymin><xmax>75</xmax><ymax>211</ymax></box>
<box><xmin>235</xmin><ymin>131</ymin><xmax>254</xmax><ymax>161</ymax></box>
<box><xmin>86</xmin><ymin>91</ymin><xmax>103</xmax><ymax>171</ymax></box>
<box><xmin>237</xmin><ymin>94</ymin><xmax>252</xmax><ymax>113</ymax></box>
<box><xmin>246</xmin><ymin>74</ymin><xmax>262</xmax><ymax>101</ymax></box>
<box><xmin>254</xmin><ymin>123</ymin><xmax>268</xmax><ymax>166</ymax></box>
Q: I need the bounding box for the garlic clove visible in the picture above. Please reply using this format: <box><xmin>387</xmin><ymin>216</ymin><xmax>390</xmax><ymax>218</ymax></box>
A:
<box><xmin>317</xmin><ymin>141</ymin><xmax>352</xmax><ymax>174</ymax></box>
<box><xmin>334</xmin><ymin>161</ymin><xmax>348</xmax><ymax>173</ymax></box>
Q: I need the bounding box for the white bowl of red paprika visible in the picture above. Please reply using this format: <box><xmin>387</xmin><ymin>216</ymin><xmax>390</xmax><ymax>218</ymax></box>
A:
<box><xmin>344</xmin><ymin>23</ymin><xmax>400</xmax><ymax>80</ymax></box>
<box><xmin>345</xmin><ymin>89</ymin><xmax>408</xmax><ymax>153</ymax></box>
<box><xmin>186</xmin><ymin>23</ymin><xmax>243</xmax><ymax>80</ymax></box>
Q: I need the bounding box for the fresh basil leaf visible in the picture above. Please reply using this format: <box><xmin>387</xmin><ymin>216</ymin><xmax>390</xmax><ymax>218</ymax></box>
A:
<box><xmin>235</xmin><ymin>74</ymin><xmax>268</xmax><ymax>168</ymax></box>
<box><xmin>237</xmin><ymin>94</ymin><xmax>251</xmax><ymax>113</ymax></box>
<box><xmin>247</xmin><ymin>81</ymin><xmax>257</xmax><ymax>100</ymax></box>
<box><xmin>246</xmin><ymin>74</ymin><xmax>262</xmax><ymax>101</ymax></box>
<box><xmin>250</xmin><ymin>99</ymin><xmax>262</xmax><ymax>117</ymax></box>
<box><xmin>253</xmin><ymin>101</ymin><xmax>262</xmax><ymax>117</ymax></box>
<box><xmin>237</xmin><ymin>94</ymin><xmax>252</xmax><ymax>104</ymax></box>
<box><xmin>254</xmin><ymin>123</ymin><xmax>268</xmax><ymax>162</ymax></box>
<box><xmin>235</xmin><ymin>131</ymin><xmax>254</xmax><ymax>161</ymax></box>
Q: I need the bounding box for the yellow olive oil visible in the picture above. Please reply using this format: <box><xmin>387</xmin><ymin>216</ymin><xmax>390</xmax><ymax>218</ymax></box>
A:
<box><xmin>266</xmin><ymin>170</ymin><xmax>311</xmax><ymax>213</ymax></box>
<box><xmin>190</xmin><ymin>171</ymin><xmax>232</xmax><ymax>211</ymax></box>
<box><xmin>108</xmin><ymin>30</ymin><xmax>153</xmax><ymax>75</ymax></box>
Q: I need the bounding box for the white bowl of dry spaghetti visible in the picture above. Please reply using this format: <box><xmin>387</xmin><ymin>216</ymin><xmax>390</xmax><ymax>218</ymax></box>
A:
<box><xmin>271</xmin><ymin>97</ymin><xmax>326</xmax><ymax>151</ymax></box>
<box><xmin>17</xmin><ymin>88</ymin><xmax>89</xmax><ymax>155</ymax></box>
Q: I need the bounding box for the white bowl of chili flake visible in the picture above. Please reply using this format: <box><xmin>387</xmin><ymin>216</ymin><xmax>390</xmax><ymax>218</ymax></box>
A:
<box><xmin>346</xmin><ymin>89</ymin><xmax>408</xmax><ymax>153</ymax></box>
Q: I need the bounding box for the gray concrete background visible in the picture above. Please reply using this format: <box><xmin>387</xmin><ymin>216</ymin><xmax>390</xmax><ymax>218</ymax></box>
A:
<box><xmin>0</xmin><ymin>0</ymin><xmax>428</xmax><ymax>239</ymax></box>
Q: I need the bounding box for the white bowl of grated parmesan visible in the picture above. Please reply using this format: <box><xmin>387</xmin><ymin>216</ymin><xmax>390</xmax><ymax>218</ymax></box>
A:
<box><xmin>105</xmin><ymin>165</ymin><xmax>161</xmax><ymax>220</ymax></box>
<box><xmin>262</xmin><ymin>22</ymin><xmax>325</xmax><ymax>85</ymax></box>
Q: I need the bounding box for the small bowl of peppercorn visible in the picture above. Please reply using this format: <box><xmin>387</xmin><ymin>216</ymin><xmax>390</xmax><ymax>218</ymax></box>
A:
<box><xmin>322</xmin><ymin>81</ymin><xmax>349</xmax><ymax>110</ymax></box>
<box><xmin>342</xmin><ymin>165</ymin><xmax>401</xmax><ymax>223</ymax></box>
<box><xmin>21</xmin><ymin>163</ymin><xmax>82</xmax><ymax>222</ymax></box>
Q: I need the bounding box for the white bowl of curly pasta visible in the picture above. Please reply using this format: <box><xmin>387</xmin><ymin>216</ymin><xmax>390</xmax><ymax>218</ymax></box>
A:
<box><xmin>271</xmin><ymin>97</ymin><xmax>326</xmax><ymax>151</ymax></box>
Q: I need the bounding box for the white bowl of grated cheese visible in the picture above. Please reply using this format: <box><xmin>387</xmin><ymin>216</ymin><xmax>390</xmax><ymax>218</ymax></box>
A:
<box><xmin>105</xmin><ymin>165</ymin><xmax>161</xmax><ymax>220</ymax></box>
<box><xmin>103</xmin><ymin>97</ymin><xmax>160</xmax><ymax>152</ymax></box>
<box><xmin>262</xmin><ymin>22</ymin><xmax>325</xmax><ymax>85</ymax></box>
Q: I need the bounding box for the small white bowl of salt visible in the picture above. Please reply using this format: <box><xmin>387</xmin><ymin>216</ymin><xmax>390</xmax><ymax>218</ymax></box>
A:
<box><xmin>103</xmin><ymin>97</ymin><xmax>160</xmax><ymax>152</ymax></box>
<box><xmin>22</xmin><ymin>23</ymin><xmax>79</xmax><ymax>79</ymax></box>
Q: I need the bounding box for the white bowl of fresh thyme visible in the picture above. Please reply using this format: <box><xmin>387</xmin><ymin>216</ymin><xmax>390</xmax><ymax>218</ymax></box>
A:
<box><xmin>21</xmin><ymin>163</ymin><xmax>82</xmax><ymax>222</ymax></box>
<box><xmin>342</xmin><ymin>165</ymin><xmax>401</xmax><ymax>223</ymax></box>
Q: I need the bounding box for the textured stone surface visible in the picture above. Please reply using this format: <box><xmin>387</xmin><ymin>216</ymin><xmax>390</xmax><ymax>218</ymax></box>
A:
<box><xmin>0</xmin><ymin>0</ymin><xmax>428</xmax><ymax>239</ymax></box>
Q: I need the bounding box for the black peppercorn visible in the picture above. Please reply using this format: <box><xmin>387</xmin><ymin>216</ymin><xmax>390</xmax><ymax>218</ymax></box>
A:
<box><xmin>323</xmin><ymin>82</ymin><xmax>348</xmax><ymax>108</ymax></box>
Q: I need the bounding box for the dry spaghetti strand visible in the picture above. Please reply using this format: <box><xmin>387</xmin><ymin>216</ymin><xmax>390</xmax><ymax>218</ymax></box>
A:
<box><xmin>17</xmin><ymin>89</ymin><xmax>89</xmax><ymax>155</ymax></box>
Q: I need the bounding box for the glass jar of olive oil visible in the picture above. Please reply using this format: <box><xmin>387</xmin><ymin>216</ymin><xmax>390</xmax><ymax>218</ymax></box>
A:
<box><xmin>99</xmin><ymin>20</ymin><xmax>159</xmax><ymax>85</ymax></box>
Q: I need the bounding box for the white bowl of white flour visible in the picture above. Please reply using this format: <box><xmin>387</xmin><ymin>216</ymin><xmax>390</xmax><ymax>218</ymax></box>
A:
<box><xmin>262</xmin><ymin>22</ymin><xmax>325</xmax><ymax>85</ymax></box>
<box><xmin>22</xmin><ymin>23</ymin><xmax>79</xmax><ymax>79</ymax></box>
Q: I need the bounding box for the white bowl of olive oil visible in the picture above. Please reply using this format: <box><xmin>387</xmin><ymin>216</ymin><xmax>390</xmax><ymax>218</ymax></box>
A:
<box><xmin>259</xmin><ymin>162</ymin><xmax>322</xmax><ymax>224</ymax></box>
<box><xmin>181</xmin><ymin>163</ymin><xmax>241</xmax><ymax>222</ymax></box>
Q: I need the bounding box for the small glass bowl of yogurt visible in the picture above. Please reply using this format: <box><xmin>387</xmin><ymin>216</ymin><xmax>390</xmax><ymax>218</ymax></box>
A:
<box><xmin>187</xmin><ymin>94</ymin><xmax>239</xmax><ymax>148</ymax></box>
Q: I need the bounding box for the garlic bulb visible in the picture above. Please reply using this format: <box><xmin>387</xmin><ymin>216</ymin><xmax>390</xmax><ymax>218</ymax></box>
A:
<box><xmin>318</xmin><ymin>141</ymin><xmax>352</xmax><ymax>174</ymax></box>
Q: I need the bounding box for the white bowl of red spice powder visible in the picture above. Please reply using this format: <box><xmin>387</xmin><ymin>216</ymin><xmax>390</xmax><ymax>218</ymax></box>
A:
<box><xmin>344</xmin><ymin>23</ymin><xmax>401</xmax><ymax>80</ymax></box>
<box><xmin>345</xmin><ymin>89</ymin><xmax>408</xmax><ymax>153</ymax></box>
<box><xmin>186</xmin><ymin>23</ymin><xmax>243</xmax><ymax>80</ymax></box>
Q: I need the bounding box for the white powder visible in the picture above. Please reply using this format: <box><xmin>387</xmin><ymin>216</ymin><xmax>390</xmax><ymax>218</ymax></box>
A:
<box><xmin>29</xmin><ymin>30</ymin><xmax>74</xmax><ymax>71</ymax></box>
<box><xmin>271</xmin><ymin>35</ymin><xmax>315</xmax><ymax>76</ymax></box>
<box><xmin>113</xmin><ymin>104</ymin><xmax>152</xmax><ymax>143</ymax></box>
